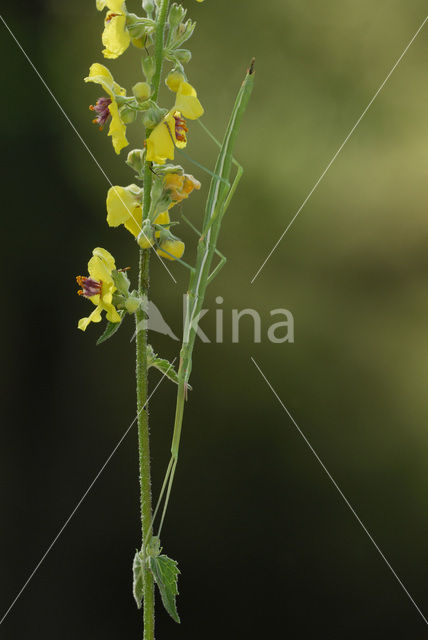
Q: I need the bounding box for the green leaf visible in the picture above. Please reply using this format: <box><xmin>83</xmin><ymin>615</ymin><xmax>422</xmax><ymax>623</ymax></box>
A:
<box><xmin>147</xmin><ymin>345</ymin><xmax>192</xmax><ymax>390</ymax></box>
<box><xmin>149</xmin><ymin>554</ymin><xmax>180</xmax><ymax>623</ymax></box>
<box><xmin>96</xmin><ymin>310</ymin><xmax>125</xmax><ymax>346</ymax></box>
<box><xmin>132</xmin><ymin>550</ymin><xmax>145</xmax><ymax>609</ymax></box>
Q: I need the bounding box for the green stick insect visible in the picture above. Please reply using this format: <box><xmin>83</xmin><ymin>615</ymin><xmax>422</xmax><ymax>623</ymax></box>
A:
<box><xmin>150</xmin><ymin>59</ymin><xmax>255</xmax><ymax>541</ymax></box>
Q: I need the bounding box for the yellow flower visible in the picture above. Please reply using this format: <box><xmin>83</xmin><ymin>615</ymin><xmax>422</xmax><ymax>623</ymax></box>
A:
<box><xmin>146</xmin><ymin>79</ymin><xmax>204</xmax><ymax>164</ymax></box>
<box><xmin>157</xmin><ymin>238</ymin><xmax>185</xmax><ymax>261</ymax></box>
<box><xmin>77</xmin><ymin>248</ymin><xmax>121</xmax><ymax>331</ymax></box>
<box><xmin>106</xmin><ymin>184</ymin><xmax>170</xmax><ymax>241</ymax></box>
<box><xmin>106</xmin><ymin>184</ymin><xmax>142</xmax><ymax>236</ymax></box>
<box><xmin>165</xmin><ymin>173</ymin><xmax>201</xmax><ymax>203</ymax></box>
<box><xmin>85</xmin><ymin>63</ymin><xmax>129</xmax><ymax>154</ymax></box>
<box><xmin>96</xmin><ymin>0</ymin><xmax>131</xmax><ymax>59</ymax></box>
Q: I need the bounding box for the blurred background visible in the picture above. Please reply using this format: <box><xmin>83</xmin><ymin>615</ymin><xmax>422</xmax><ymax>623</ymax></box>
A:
<box><xmin>2</xmin><ymin>0</ymin><xmax>428</xmax><ymax>636</ymax></box>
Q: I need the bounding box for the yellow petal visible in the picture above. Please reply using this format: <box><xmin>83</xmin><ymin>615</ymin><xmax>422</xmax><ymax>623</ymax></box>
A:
<box><xmin>157</xmin><ymin>239</ymin><xmax>185</xmax><ymax>261</ymax></box>
<box><xmin>112</xmin><ymin>80</ymin><xmax>126</xmax><ymax>97</ymax></box>
<box><xmin>154</xmin><ymin>210</ymin><xmax>170</xmax><ymax>237</ymax></box>
<box><xmin>124</xmin><ymin>211</ymin><xmax>143</xmax><ymax>237</ymax></box>
<box><xmin>107</xmin><ymin>100</ymin><xmax>129</xmax><ymax>154</ymax></box>
<box><xmin>78</xmin><ymin>316</ymin><xmax>91</xmax><ymax>331</ymax></box>
<box><xmin>107</xmin><ymin>186</ymin><xmax>137</xmax><ymax>225</ymax></box>
<box><xmin>166</xmin><ymin>71</ymin><xmax>185</xmax><ymax>93</ymax></box>
<box><xmin>78</xmin><ymin>305</ymin><xmax>103</xmax><ymax>331</ymax></box>
<box><xmin>101</xmin><ymin>282</ymin><xmax>114</xmax><ymax>304</ymax></box>
<box><xmin>93</xmin><ymin>247</ymin><xmax>116</xmax><ymax>271</ymax></box>
<box><xmin>88</xmin><ymin>255</ymin><xmax>113</xmax><ymax>283</ymax></box>
<box><xmin>97</xmin><ymin>0</ymin><xmax>126</xmax><ymax>10</ymax></box>
<box><xmin>104</xmin><ymin>302</ymin><xmax>122</xmax><ymax>322</ymax></box>
<box><xmin>85</xmin><ymin>63</ymin><xmax>116</xmax><ymax>99</ymax></box>
<box><xmin>107</xmin><ymin>185</ymin><xmax>142</xmax><ymax>236</ymax></box>
<box><xmin>154</xmin><ymin>211</ymin><xmax>170</xmax><ymax>226</ymax></box>
<box><xmin>175</xmin><ymin>82</ymin><xmax>204</xmax><ymax>120</ymax></box>
<box><xmin>137</xmin><ymin>233</ymin><xmax>155</xmax><ymax>249</ymax></box>
<box><xmin>102</xmin><ymin>12</ymin><xmax>131</xmax><ymax>59</ymax></box>
<box><xmin>108</xmin><ymin>0</ymin><xmax>125</xmax><ymax>10</ymax></box>
<box><xmin>146</xmin><ymin>116</ymin><xmax>175</xmax><ymax>164</ymax></box>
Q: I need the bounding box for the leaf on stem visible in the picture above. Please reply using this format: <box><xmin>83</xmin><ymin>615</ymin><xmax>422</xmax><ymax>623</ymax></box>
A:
<box><xmin>96</xmin><ymin>310</ymin><xmax>126</xmax><ymax>345</ymax></box>
<box><xmin>149</xmin><ymin>554</ymin><xmax>181</xmax><ymax>623</ymax></box>
<box><xmin>147</xmin><ymin>344</ymin><xmax>192</xmax><ymax>389</ymax></box>
<box><xmin>132</xmin><ymin>550</ymin><xmax>145</xmax><ymax>609</ymax></box>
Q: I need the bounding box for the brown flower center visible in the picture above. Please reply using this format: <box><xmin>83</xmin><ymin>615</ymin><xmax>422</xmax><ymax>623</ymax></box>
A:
<box><xmin>106</xmin><ymin>12</ymin><xmax>120</xmax><ymax>22</ymax></box>
<box><xmin>89</xmin><ymin>96</ymin><xmax>112</xmax><ymax>130</ymax></box>
<box><xmin>173</xmin><ymin>113</ymin><xmax>188</xmax><ymax>142</ymax></box>
<box><xmin>76</xmin><ymin>276</ymin><xmax>102</xmax><ymax>298</ymax></box>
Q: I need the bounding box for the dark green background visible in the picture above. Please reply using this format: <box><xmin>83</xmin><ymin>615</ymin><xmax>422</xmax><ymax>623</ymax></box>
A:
<box><xmin>2</xmin><ymin>0</ymin><xmax>428</xmax><ymax>636</ymax></box>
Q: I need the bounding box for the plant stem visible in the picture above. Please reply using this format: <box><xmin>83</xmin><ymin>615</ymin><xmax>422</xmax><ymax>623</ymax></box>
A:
<box><xmin>135</xmin><ymin>1</ymin><xmax>170</xmax><ymax>639</ymax></box>
<box><xmin>152</xmin><ymin>0</ymin><xmax>170</xmax><ymax>103</ymax></box>
<box><xmin>135</xmin><ymin>249</ymin><xmax>154</xmax><ymax>640</ymax></box>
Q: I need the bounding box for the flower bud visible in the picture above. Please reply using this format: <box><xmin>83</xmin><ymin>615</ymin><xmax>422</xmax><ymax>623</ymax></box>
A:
<box><xmin>119</xmin><ymin>104</ymin><xmax>137</xmax><ymax>125</ymax></box>
<box><xmin>125</xmin><ymin>295</ymin><xmax>141</xmax><ymax>313</ymax></box>
<box><xmin>142</xmin><ymin>56</ymin><xmax>156</xmax><ymax>83</ymax></box>
<box><xmin>143</xmin><ymin>0</ymin><xmax>156</xmax><ymax>17</ymax></box>
<box><xmin>157</xmin><ymin>237</ymin><xmax>185</xmax><ymax>261</ymax></box>
<box><xmin>132</xmin><ymin>36</ymin><xmax>145</xmax><ymax>49</ymax></box>
<box><xmin>166</xmin><ymin>70</ymin><xmax>185</xmax><ymax>92</ymax></box>
<box><xmin>126</xmin><ymin>148</ymin><xmax>146</xmax><ymax>175</ymax></box>
<box><xmin>175</xmin><ymin>19</ymin><xmax>195</xmax><ymax>44</ymax></box>
<box><xmin>168</xmin><ymin>3</ymin><xmax>187</xmax><ymax>29</ymax></box>
<box><xmin>142</xmin><ymin>106</ymin><xmax>165</xmax><ymax>130</ymax></box>
<box><xmin>174</xmin><ymin>49</ymin><xmax>192</xmax><ymax>65</ymax></box>
<box><xmin>137</xmin><ymin>220</ymin><xmax>155</xmax><ymax>249</ymax></box>
<box><xmin>126</xmin><ymin>13</ymin><xmax>155</xmax><ymax>39</ymax></box>
<box><xmin>132</xmin><ymin>81</ymin><xmax>151</xmax><ymax>101</ymax></box>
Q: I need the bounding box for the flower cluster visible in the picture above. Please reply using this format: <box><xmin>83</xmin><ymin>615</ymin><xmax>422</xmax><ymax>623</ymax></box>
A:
<box><xmin>77</xmin><ymin>0</ymin><xmax>204</xmax><ymax>331</ymax></box>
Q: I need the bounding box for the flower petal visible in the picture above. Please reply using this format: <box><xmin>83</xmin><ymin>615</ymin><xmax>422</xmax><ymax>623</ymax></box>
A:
<box><xmin>88</xmin><ymin>255</ymin><xmax>113</xmax><ymax>283</ymax></box>
<box><xmin>85</xmin><ymin>63</ymin><xmax>116</xmax><ymax>99</ymax></box>
<box><xmin>93</xmin><ymin>247</ymin><xmax>116</xmax><ymax>271</ymax></box>
<box><xmin>157</xmin><ymin>239</ymin><xmax>185</xmax><ymax>261</ymax></box>
<box><xmin>154</xmin><ymin>211</ymin><xmax>170</xmax><ymax>226</ymax></box>
<box><xmin>146</xmin><ymin>116</ymin><xmax>175</xmax><ymax>164</ymax></box>
<box><xmin>78</xmin><ymin>305</ymin><xmax>103</xmax><ymax>331</ymax></box>
<box><xmin>104</xmin><ymin>302</ymin><xmax>122</xmax><ymax>323</ymax></box>
<box><xmin>154</xmin><ymin>210</ymin><xmax>170</xmax><ymax>237</ymax></box>
<box><xmin>124</xmin><ymin>211</ymin><xmax>142</xmax><ymax>237</ymax></box>
<box><xmin>107</xmin><ymin>186</ymin><xmax>136</xmax><ymax>226</ymax></box>
<box><xmin>107</xmin><ymin>100</ymin><xmax>129</xmax><ymax>154</ymax></box>
<box><xmin>106</xmin><ymin>185</ymin><xmax>142</xmax><ymax>236</ymax></box>
<box><xmin>97</xmin><ymin>0</ymin><xmax>126</xmax><ymax>10</ymax></box>
<box><xmin>175</xmin><ymin>82</ymin><xmax>204</xmax><ymax>120</ymax></box>
<box><xmin>102</xmin><ymin>13</ymin><xmax>131</xmax><ymax>59</ymax></box>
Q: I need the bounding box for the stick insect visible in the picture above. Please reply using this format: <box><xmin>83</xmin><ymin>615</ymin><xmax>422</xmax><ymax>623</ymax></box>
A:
<box><xmin>149</xmin><ymin>59</ymin><xmax>255</xmax><ymax>541</ymax></box>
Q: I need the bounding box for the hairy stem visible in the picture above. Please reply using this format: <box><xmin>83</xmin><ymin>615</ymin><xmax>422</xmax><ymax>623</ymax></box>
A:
<box><xmin>136</xmin><ymin>1</ymin><xmax>170</xmax><ymax>639</ymax></box>
<box><xmin>135</xmin><ymin>249</ymin><xmax>153</xmax><ymax>640</ymax></box>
